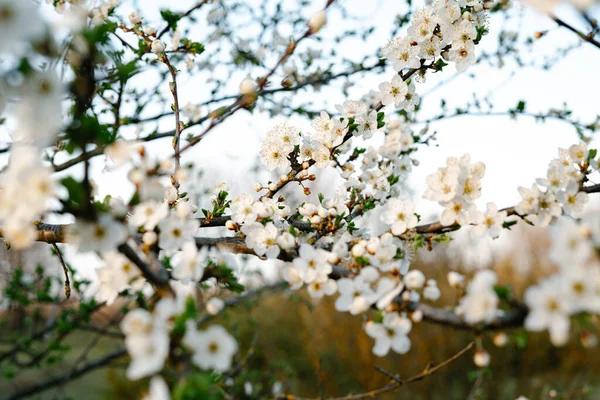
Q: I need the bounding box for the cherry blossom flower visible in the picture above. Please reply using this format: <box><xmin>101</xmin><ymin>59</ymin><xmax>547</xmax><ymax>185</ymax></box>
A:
<box><xmin>365</xmin><ymin>312</ymin><xmax>412</xmax><ymax>356</ymax></box>
<box><xmin>129</xmin><ymin>201</ymin><xmax>169</xmax><ymax>231</ymax></box>
<box><xmin>183</xmin><ymin>322</ymin><xmax>238</xmax><ymax>372</ymax></box>
<box><xmin>142</xmin><ymin>376</ymin><xmax>170</xmax><ymax>400</ymax></box>
<box><xmin>472</xmin><ymin>202</ymin><xmax>507</xmax><ymax>239</ymax></box>
<box><xmin>70</xmin><ymin>214</ymin><xmax>127</xmax><ymax>253</ymax></box>
<box><xmin>524</xmin><ymin>276</ymin><xmax>571</xmax><ymax>346</ymax></box>
<box><xmin>171</xmin><ymin>242</ymin><xmax>206</xmax><ymax>283</ymax></box>
<box><xmin>380</xmin><ymin>199</ymin><xmax>418</xmax><ymax>235</ymax></box>
<box><xmin>158</xmin><ymin>215</ymin><xmax>199</xmax><ymax>253</ymax></box>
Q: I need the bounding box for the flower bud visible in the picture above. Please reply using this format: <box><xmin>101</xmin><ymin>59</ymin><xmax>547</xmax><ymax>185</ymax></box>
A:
<box><xmin>151</xmin><ymin>40</ymin><xmax>165</xmax><ymax>54</ymax></box>
<box><xmin>143</xmin><ymin>231</ymin><xmax>157</xmax><ymax>245</ymax></box>
<box><xmin>254</xmin><ymin>183</ymin><xmax>263</xmax><ymax>192</ymax></box>
<box><xmin>206</xmin><ymin>297</ymin><xmax>225</xmax><ymax>315</ymax></box>
<box><xmin>239</xmin><ymin>76</ymin><xmax>257</xmax><ymax>95</ymax></box>
<box><xmin>447</xmin><ymin>271</ymin><xmax>465</xmax><ymax>288</ymax></box>
<box><xmin>474</xmin><ymin>349</ymin><xmax>490</xmax><ymax>367</ymax></box>
<box><xmin>581</xmin><ymin>330</ymin><xmax>598</xmax><ymax>348</ymax></box>
<box><xmin>176</xmin><ymin>202</ymin><xmax>191</xmax><ymax>219</ymax></box>
<box><xmin>129</xmin><ymin>11</ymin><xmax>142</xmax><ymax>25</ymax></box>
<box><xmin>225</xmin><ymin>220</ymin><xmax>237</xmax><ymax>230</ymax></box>
<box><xmin>493</xmin><ymin>332</ymin><xmax>508</xmax><ymax>347</ymax></box>
<box><xmin>165</xmin><ymin>186</ymin><xmax>178</xmax><ymax>203</ymax></box>
<box><xmin>308</xmin><ymin>10</ymin><xmax>327</xmax><ymax>34</ymax></box>
<box><xmin>411</xmin><ymin>309</ymin><xmax>423</xmax><ymax>322</ymax></box>
<box><xmin>351</xmin><ymin>244</ymin><xmax>365</xmax><ymax>257</ymax></box>
<box><xmin>144</xmin><ymin>26</ymin><xmax>157</xmax><ymax>36</ymax></box>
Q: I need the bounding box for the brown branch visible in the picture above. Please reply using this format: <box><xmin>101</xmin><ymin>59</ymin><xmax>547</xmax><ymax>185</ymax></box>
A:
<box><xmin>552</xmin><ymin>15</ymin><xmax>600</xmax><ymax>50</ymax></box>
<box><xmin>116</xmin><ymin>243</ymin><xmax>174</xmax><ymax>296</ymax></box>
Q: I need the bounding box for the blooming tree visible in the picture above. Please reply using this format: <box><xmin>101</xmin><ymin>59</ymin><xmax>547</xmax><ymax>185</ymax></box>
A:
<box><xmin>0</xmin><ymin>0</ymin><xmax>599</xmax><ymax>398</ymax></box>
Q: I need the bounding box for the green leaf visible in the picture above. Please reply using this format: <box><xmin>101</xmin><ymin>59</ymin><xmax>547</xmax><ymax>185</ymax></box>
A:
<box><xmin>160</xmin><ymin>9</ymin><xmax>182</xmax><ymax>31</ymax></box>
<box><xmin>433</xmin><ymin>234</ymin><xmax>452</xmax><ymax>243</ymax></box>
<box><xmin>61</xmin><ymin>177</ymin><xmax>86</xmax><ymax>208</ymax></box>
<box><xmin>513</xmin><ymin>330</ymin><xmax>528</xmax><ymax>349</ymax></box>
<box><xmin>502</xmin><ymin>220</ymin><xmax>518</xmax><ymax>230</ymax></box>
<box><xmin>588</xmin><ymin>148</ymin><xmax>597</xmax><ymax>161</ymax></box>
<box><xmin>493</xmin><ymin>284</ymin><xmax>513</xmax><ymax>300</ymax></box>
<box><xmin>413</xmin><ymin>234</ymin><xmax>425</xmax><ymax>250</ymax></box>
<box><xmin>172</xmin><ymin>373</ymin><xmax>224</xmax><ymax>400</ymax></box>
<box><xmin>363</xmin><ymin>198</ymin><xmax>376</xmax><ymax>211</ymax></box>
<box><xmin>182</xmin><ymin>38</ymin><xmax>205</xmax><ymax>55</ymax></box>
<box><xmin>355</xmin><ymin>256</ymin><xmax>370</xmax><ymax>266</ymax></box>
<box><xmin>433</xmin><ymin>58</ymin><xmax>448</xmax><ymax>72</ymax></box>
<box><xmin>116</xmin><ymin>60</ymin><xmax>140</xmax><ymax>83</ymax></box>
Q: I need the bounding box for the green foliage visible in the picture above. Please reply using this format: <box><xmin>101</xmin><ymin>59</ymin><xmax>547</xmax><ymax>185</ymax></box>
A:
<box><xmin>207</xmin><ymin>264</ymin><xmax>245</xmax><ymax>293</ymax></box>
<box><xmin>61</xmin><ymin>177</ymin><xmax>86</xmax><ymax>210</ymax></box>
<box><xmin>433</xmin><ymin>58</ymin><xmax>448</xmax><ymax>72</ymax></box>
<box><xmin>82</xmin><ymin>21</ymin><xmax>118</xmax><ymax>46</ymax></box>
<box><xmin>493</xmin><ymin>284</ymin><xmax>513</xmax><ymax>301</ymax></box>
<box><xmin>376</xmin><ymin>111</ymin><xmax>386</xmax><ymax>128</ymax></box>
<box><xmin>202</xmin><ymin>191</ymin><xmax>230</xmax><ymax>219</ymax></box>
<box><xmin>172</xmin><ymin>373</ymin><xmax>224</xmax><ymax>400</ymax></box>
<box><xmin>160</xmin><ymin>10</ymin><xmax>182</xmax><ymax>32</ymax></box>
<box><xmin>181</xmin><ymin>39</ymin><xmax>205</xmax><ymax>55</ymax></box>
<box><xmin>172</xmin><ymin>296</ymin><xmax>198</xmax><ymax>336</ymax></box>
<box><xmin>413</xmin><ymin>234</ymin><xmax>425</xmax><ymax>250</ymax></box>
<box><xmin>433</xmin><ymin>234</ymin><xmax>452</xmax><ymax>243</ymax></box>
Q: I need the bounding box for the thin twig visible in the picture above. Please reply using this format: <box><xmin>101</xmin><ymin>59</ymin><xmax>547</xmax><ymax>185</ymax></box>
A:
<box><xmin>51</xmin><ymin>243</ymin><xmax>71</xmax><ymax>300</ymax></box>
<box><xmin>552</xmin><ymin>15</ymin><xmax>600</xmax><ymax>49</ymax></box>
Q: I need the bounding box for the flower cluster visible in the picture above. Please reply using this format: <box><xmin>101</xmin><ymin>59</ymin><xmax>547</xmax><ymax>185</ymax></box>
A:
<box><xmin>121</xmin><ymin>297</ymin><xmax>238</xmax><ymax>379</ymax></box>
<box><xmin>231</xmin><ymin>194</ymin><xmax>295</xmax><ymax>258</ymax></box>
<box><xmin>380</xmin><ymin>199</ymin><xmax>418</xmax><ymax>236</ymax></box>
<box><xmin>95</xmin><ymin>251</ymin><xmax>145</xmax><ymax>305</ymax></box>
<box><xmin>424</xmin><ymin>154</ymin><xmax>486</xmax><ymax>227</ymax></box>
<box><xmin>454</xmin><ymin>269</ymin><xmax>499</xmax><ymax>325</ymax></box>
<box><xmin>0</xmin><ymin>147</ymin><xmax>56</xmax><ymax>248</ymax></box>
<box><xmin>523</xmin><ymin>215</ymin><xmax>600</xmax><ymax>346</ymax></box>
<box><xmin>121</xmin><ymin>301</ymin><xmax>178</xmax><ymax>380</ymax></box>
<box><xmin>183</xmin><ymin>322</ymin><xmax>238</xmax><ymax>372</ymax></box>
<box><xmin>380</xmin><ymin>0</ymin><xmax>489</xmax><ymax>75</ymax></box>
<box><xmin>516</xmin><ymin>143</ymin><xmax>589</xmax><ymax>226</ymax></box>
<box><xmin>260</xmin><ymin>122</ymin><xmax>302</xmax><ymax>170</ymax></box>
<box><xmin>365</xmin><ymin>312</ymin><xmax>412</xmax><ymax>356</ymax></box>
